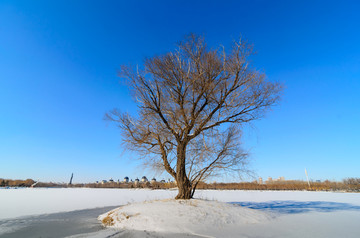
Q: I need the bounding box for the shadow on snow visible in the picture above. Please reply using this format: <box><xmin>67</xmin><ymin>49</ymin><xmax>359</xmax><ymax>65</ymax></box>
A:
<box><xmin>230</xmin><ymin>201</ymin><xmax>360</xmax><ymax>214</ymax></box>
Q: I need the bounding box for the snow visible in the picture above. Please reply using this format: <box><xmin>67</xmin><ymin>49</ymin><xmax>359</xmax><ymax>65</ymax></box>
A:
<box><xmin>98</xmin><ymin>199</ymin><xmax>272</xmax><ymax>235</ymax></box>
<box><xmin>0</xmin><ymin>188</ymin><xmax>177</xmax><ymax>219</ymax></box>
<box><xmin>1</xmin><ymin>188</ymin><xmax>360</xmax><ymax>237</ymax></box>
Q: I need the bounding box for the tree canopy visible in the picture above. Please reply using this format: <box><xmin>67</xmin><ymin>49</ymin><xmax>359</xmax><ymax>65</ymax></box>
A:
<box><xmin>107</xmin><ymin>34</ymin><xmax>282</xmax><ymax>199</ymax></box>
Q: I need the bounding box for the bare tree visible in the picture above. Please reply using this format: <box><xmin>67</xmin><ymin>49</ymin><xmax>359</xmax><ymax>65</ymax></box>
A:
<box><xmin>106</xmin><ymin>34</ymin><xmax>282</xmax><ymax>199</ymax></box>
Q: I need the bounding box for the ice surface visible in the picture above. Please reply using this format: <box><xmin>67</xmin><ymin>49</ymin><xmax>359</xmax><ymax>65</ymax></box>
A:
<box><xmin>0</xmin><ymin>188</ymin><xmax>177</xmax><ymax>219</ymax></box>
<box><xmin>1</xmin><ymin>188</ymin><xmax>360</xmax><ymax>237</ymax></box>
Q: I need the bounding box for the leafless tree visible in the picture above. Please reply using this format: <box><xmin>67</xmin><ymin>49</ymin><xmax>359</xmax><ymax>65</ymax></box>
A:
<box><xmin>106</xmin><ymin>34</ymin><xmax>282</xmax><ymax>199</ymax></box>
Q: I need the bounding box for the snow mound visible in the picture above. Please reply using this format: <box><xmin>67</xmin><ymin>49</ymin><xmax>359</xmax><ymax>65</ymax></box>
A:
<box><xmin>98</xmin><ymin>199</ymin><xmax>272</xmax><ymax>234</ymax></box>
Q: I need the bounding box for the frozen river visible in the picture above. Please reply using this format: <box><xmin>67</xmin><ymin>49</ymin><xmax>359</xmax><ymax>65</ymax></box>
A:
<box><xmin>0</xmin><ymin>188</ymin><xmax>360</xmax><ymax>237</ymax></box>
<box><xmin>0</xmin><ymin>206</ymin><xmax>117</xmax><ymax>238</ymax></box>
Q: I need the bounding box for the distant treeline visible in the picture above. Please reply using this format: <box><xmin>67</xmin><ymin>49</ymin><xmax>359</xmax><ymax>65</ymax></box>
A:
<box><xmin>2</xmin><ymin>178</ymin><xmax>360</xmax><ymax>192</ymax></box>
<box><xmin>196</xmin><ymin>179</ymin><xmax>360</xmax><ymax>192</ymax></box>
<box><xmin>0</xmin><ymin>178</ymin><xmax>35</xmax><ymax>187</ymax></box>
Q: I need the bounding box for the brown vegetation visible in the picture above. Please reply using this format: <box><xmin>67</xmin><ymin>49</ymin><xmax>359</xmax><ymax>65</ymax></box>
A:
<box><xmin>195</xmin><ymin>180</ymin><xmax>360</xmax><ymax>192</ymax></box>
<box><xmin>0</xmin><ymin>178</ymin><xmax>34</xmax><ymax>187</ymax></box>
<box><xmin>3</xmin><ymin>178</ymin><xmax>359</xmax><ymax>192</ymax></box>
<box><xmin>101</xmin><ymin>215</ymin><xmax>115</xmax><ymax>226</ymax></box>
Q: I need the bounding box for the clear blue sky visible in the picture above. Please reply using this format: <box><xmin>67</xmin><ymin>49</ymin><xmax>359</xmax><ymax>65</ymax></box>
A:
<box><xmin>1</xmin><ymin>0</ymin><xmax>359</xmax><ymax>183</ymax></box>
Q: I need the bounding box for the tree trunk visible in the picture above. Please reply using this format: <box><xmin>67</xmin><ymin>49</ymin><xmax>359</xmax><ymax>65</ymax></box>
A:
<box><xmin>175</xmin><ymin>142</ymin><xmax>192</xmax><ymax>199</ymax></box>
<box><xmin>175</xmin><ymin>175</ymin><xmax>192</xmax><ymax>199</ymax></box>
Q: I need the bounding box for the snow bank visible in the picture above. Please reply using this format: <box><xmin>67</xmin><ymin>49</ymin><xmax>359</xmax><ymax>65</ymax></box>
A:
<box><xmin>98</xmin><ymin>199</ymin><xmax>271</xmax><ymax>235</ymax></box>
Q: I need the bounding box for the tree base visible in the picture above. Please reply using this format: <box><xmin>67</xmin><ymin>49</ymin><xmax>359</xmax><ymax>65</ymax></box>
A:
<box><xmin>175</xmin><ymin>188</ymin><xmax>193</xmax><ymax>200</ymax></box>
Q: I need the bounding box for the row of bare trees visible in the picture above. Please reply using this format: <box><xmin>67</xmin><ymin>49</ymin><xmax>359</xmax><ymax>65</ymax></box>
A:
<box><xmin>0</xmin><ymin>178</ymin><xmax>34</xmax><ymax>187</ymax></box>
<box><xmin>4</xmin><ymin>179</ymin><xmax>359</xmax><ymax>192</ymax></box>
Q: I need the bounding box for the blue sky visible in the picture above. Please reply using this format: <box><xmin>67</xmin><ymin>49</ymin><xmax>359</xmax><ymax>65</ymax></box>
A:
<box><xmin>0</xmin><ymin>0</ymin><xmax>359</xmax><ymax>183</ymax></box>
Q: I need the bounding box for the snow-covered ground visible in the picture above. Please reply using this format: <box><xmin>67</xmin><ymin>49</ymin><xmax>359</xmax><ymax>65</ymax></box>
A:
<box><xmin>98</xmin><ymin>199</ymin><xmax>272</xmax><ymax>236</ymax></box>
<box><xmin>0</xmin><ymin>188</ymin><xmax>177</xmax><ymax>220</ymax></box>
<box><xmin>1</xmin><ymin>188</ymin><xmax>360</xmax><ymax>237</ymax></box>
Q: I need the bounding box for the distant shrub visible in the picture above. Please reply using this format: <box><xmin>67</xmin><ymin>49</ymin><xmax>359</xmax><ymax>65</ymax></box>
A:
<box><xmin>343</xmin><ymin>178</ymin><xmax>360</xmax><ymax>185</ymax></box>
<box><xmin>0</xmin><ymin>178</ymin><xmax>34</xmax><ymax>187</ymax></box>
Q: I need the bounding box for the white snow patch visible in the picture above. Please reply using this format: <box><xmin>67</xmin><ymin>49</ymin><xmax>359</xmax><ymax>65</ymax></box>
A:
<box><xmin>98</xmin><ymin>199</ymin><xmax>271</xmax><ymax>234</ymax></box>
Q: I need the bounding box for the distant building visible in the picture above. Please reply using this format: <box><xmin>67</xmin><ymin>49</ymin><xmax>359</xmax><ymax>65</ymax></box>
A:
<box><xmin>101</xmin><ymin>180</ymin><xmax>107</xmax><ymax>184</ymax></box>
<box><xmin>109</xmin><ymin>178</ymin><xmax>114</xmax><ymax>183</ymax></box>
<box><xmin>258</xmin><ymin>177</ymin><xmax>263</xmax><ymax>184</ymax></box>
<box><xmin>151</xmin><ymin>178</ymin><xmax>156</xmax><ymax>184</ymax></box>
<box><xmin>160</xmin><ymin>179</ymin><xmax>166</xmax><ymax>183</ymax></box>
<box><xmin>266</xmin><ymin>177</ymin><xmax>273</xmax><ymax>183</ymax></box>
<box><xmin>141</xmin><ymin>176</ymin><xmax>148</xmax><ymax>183</ymax></box>
<box><xmin>123</xmin><ymin>177</ymin><xmax>129</xmax><ymax>183</ymax></box>
<box><xmin>134</xmin><ymin>178</ymin><xmax>139</xmax><ymax>186</ymax></box>
<box><xmin>270</xmin><ymin>176</ymin><xmax>286</xmax><ymax>182</ymax></box>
